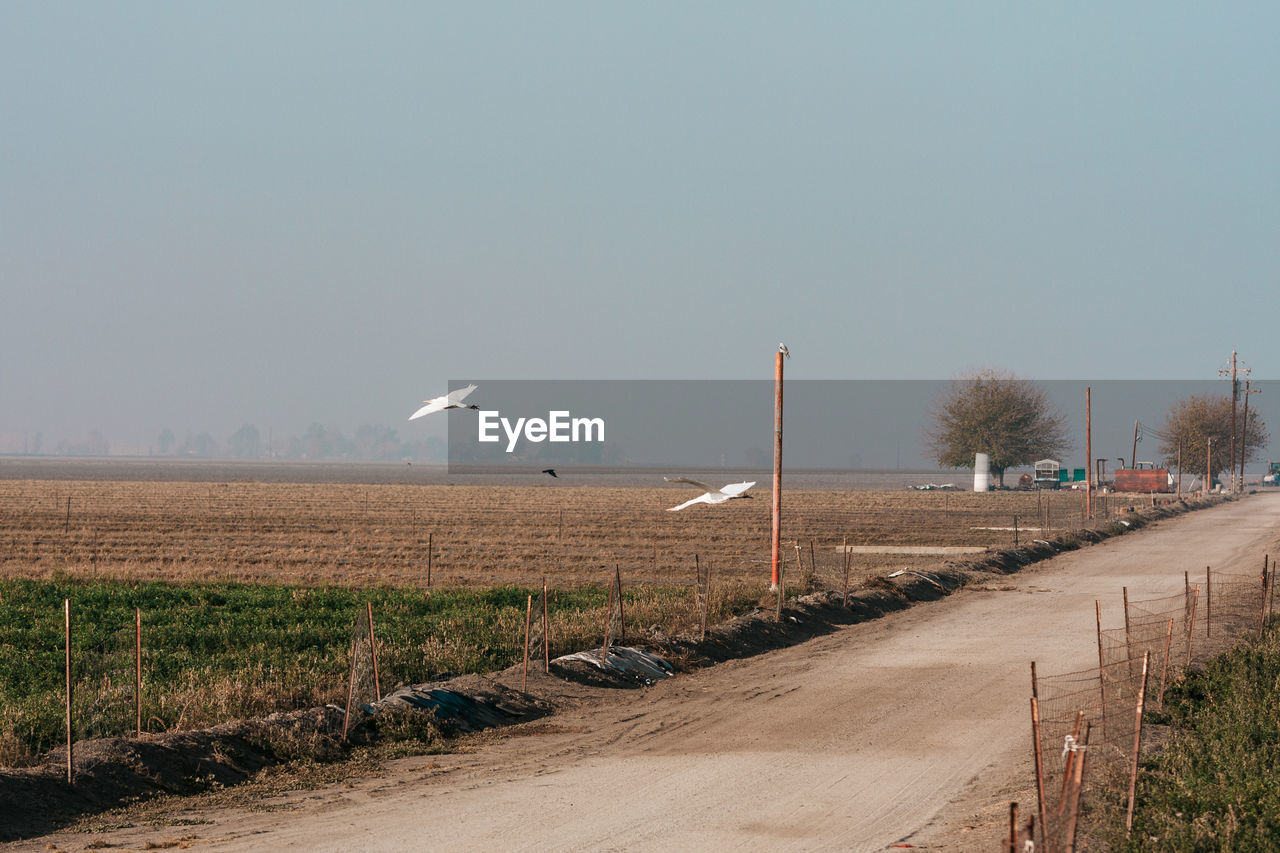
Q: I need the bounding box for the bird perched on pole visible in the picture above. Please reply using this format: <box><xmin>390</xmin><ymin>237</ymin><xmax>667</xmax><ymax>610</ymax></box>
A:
<box><xmin>778</xmin><ymin>342</ymin><xmax>791</xmax><ymax>359</ymax></box>
<box><xmin>664</xmin><ymin>477</ymin><xmax>756</xmax><ymax>511</ymax></box>
<box><xmin>408</xmin><ymin>384</ymin><xmax>480</xmax><ymax>420</ymax></box>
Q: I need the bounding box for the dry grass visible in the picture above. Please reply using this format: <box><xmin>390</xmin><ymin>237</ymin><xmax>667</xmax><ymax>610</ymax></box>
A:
<box><xmin>0</xmin><ymin>479</ymin><xmax>1159</xmax><ymax>591</ymax></box>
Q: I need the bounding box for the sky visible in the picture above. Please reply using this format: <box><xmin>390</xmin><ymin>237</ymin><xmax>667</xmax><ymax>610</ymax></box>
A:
<box><xmin>2</xmin><ymin>3</ymin><xmax>1277</xmax><ymax>453</ymax></box>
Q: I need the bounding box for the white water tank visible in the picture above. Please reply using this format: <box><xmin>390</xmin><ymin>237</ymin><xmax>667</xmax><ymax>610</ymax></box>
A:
<box><xmin>974</xmin><ymin>453</ymin><xmax>990</xmax><ymax>492</ymax></box>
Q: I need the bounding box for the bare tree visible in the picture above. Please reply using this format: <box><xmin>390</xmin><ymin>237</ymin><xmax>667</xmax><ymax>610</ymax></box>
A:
<box><xmin>928</xmin><ymin>370</ymin><xmax>1071</xmax><ymax>487</ymax></box>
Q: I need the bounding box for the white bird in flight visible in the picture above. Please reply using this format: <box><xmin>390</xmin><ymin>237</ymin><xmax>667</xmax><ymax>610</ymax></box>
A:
<box><xmin>408</xmin><ymin>384</ymin><xmax>480</xmax><ymax>420</ymax></box>
<box><xmin>664</xmin><ymin>477</ymin><xmax>757</xmax><ymax>511</ymax></box>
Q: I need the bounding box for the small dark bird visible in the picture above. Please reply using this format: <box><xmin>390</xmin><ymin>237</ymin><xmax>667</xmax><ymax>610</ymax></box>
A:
<box><xmin>542</xmin><ymin>468</ymin><xmax>558</xmax><ymax>478</ymax></box>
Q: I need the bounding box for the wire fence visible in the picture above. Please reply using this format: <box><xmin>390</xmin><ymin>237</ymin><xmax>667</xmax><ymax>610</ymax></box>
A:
<box><xmin>1020</xmin><ymin>557</ymin><xmax>1273</xmax><ymax>852</ymax></box>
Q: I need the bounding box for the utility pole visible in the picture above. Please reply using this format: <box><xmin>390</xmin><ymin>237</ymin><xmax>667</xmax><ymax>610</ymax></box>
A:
<box><xmin>1241</xmin><ymin>379</ymin><xmax>1260</xmax><ymax>488</ymax></box>
<box><xmin>1131</xmin><ymin>419</ymin><xmax>1140</xmax><ymax>470</ymax></box>
<box><xmin>771</xmin><ymin>344</ymin><xmax>789</xmax><ymax>590</ymax></box>
<box><xmin>1219</xmin><ymin>351</ymin><xmax>1248</xmax><ymax>493</ymax></box>
<box><xmin>1085</xmin><ymin>387</ymin><xmax>1093</xmax><ymax>519</ymax></box>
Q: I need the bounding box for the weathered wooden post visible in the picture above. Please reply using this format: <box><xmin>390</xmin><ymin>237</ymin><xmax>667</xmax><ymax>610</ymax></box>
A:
<box><xmin>522</xmin><ymin>594</ymin><xmax>532</xmax><ymax>691</ymax></box>
<box><xmin>366</xmin><ymin>602</ymin><xmax>381</xmax><ymax>702</ymax></box>
<box><xmin>1125</xmin><ymin>652</ymin><xmax>1151</xmax><ymax>836</ymax></box>
<box><xmin>135</xmin><ymin>607</ymin><xmax>142</xmax><ymax>736</ymax></box>
<box><xmin>542</xmin><ymin>578</ymin><xmax>550</xmax><ymax>673</ymax></box>
<box><xmin>1096</xmin><ymin>601</ymin><xmax>1107</xmax><ymax>741</ymax></box>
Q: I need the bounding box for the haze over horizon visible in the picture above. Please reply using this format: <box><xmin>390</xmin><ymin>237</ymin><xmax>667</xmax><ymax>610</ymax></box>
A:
<box><xmin>3</xmin><ymin>4</ymin><xmax>1277</xmax><ymax>454</ymax></box>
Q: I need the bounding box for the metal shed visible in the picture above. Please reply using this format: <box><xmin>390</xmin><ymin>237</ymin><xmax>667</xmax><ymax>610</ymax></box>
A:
<box><xmin>1033</xmin><ymin>459</ymin><xmax>1061</xmax><ymax>489</ymax></box>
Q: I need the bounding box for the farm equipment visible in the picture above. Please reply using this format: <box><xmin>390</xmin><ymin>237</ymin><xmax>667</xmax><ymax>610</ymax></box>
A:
<box><xmin>1264</xmin><ymin>461</ymin><xmax>1280</xmax><ymax>486</ymax></box>
<box><xmin>1114</xmin><ymin>462</ymin><xmax>1173</xmax><ymax>493</ymax></box>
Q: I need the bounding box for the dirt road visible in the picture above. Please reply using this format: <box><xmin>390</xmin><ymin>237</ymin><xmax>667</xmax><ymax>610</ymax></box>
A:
<box><xmin>28</xmin><ymin>494</ymin><xmax>1280</xmax><ymax>852</ymax></box>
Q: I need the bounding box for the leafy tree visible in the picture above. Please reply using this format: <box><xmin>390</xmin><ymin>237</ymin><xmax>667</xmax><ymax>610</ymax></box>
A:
<box><xmin>185</xmin><ymin>432</ymin><xmax>219</xmax><ymax>458</ymax></box>
<box><xmin>928</xmin><ymin>370</ymin><xmax>1072</xmax><ymax>487</ymax></box>
<box><xmin>157</xmin><ymin>428</ymin><xmax>175</xmax><ymax>455</ymax></box>
<box><xmin>1158</xmin><ymin>393</ymin><xmax>1268</xmax><ymax>484</ymax></box>
<box><xmin>228</xmin><ymin>424</ymin><xmax>261</xmax><ymax>459</ymax></box>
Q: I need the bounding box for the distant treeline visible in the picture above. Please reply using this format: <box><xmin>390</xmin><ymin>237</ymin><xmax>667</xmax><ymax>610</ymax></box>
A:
<box><xmin>6</xmin><ymin>425</ymin><xmax>448</xmax><ymax>462</ymax></box>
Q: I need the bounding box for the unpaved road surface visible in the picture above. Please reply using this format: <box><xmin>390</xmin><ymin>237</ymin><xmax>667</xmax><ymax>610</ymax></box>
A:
<box><xmin>25</xmin><ymin>494</ymin><xmax>1280</xmax><ymax>852</ymax></box>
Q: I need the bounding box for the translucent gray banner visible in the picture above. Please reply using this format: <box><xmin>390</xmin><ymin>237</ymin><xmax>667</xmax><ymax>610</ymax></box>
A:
<box><xmin>444</xmin><ymin>379</ymin><xmax>1277</xmax><ymax>478</ymax></box>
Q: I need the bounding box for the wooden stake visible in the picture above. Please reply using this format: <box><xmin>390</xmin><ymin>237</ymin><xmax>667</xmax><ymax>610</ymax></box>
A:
<box><xmin>809</xmin><ymin>540</ymin><xmax>816</xmax><ymax>579</ymax></box>
<box><xmin>1125</xmin><ymin>652</ymin><xmax>1150</xmax><ymax>836</ymax></box>
<box><xmin>64</xmin><ymin>496</ymin><xmax>71</xmax><ymax>535</ymax></box>
<box><xmin>1206</xmin><ymin>566</ymin><xmax>1212</xmax><ymax>637</ymax></box>
<box><xmin>1008</xmin><ymin>802</ymin><xmax>1018</xmax><ymax>853</ymax></box>
<box><xmin>1063</xmin><ymin>722</ymin><xmax>1091</xmax><ymax>852</ymax></box>
<box><xmin>543</xmin><ymin>578</ymin><xmax>550</xmax><ymax>673</ymax></box>
<box><xmin>1030</xmin><ymin>695</ymin><xmax>1047</xmax><ymax>851</ymax></box>
<box><xmin>522</xmin><ymin>594</ymin><xmax>532</xmax><ymax>692</ymax></box>
<box><xmin>1124</xmin><ymin>586</ymin><xmax>1133</xmax><ymax>673</ymax></box>
<box><xmin>701</xmin><ymin>561</ymin><xmax>712</xmax><ymax>641</ymax></box>
<box><xmin>342</xmin><ymin>630</ymin><xmax>358</xmax><ymax>741</ymax></box>
<box><xmin>1058</xmin><ymin>710</ymin><xmax>1085</xmax><ymax>813</ymax></box>
<box><xmin>842</xmin><ymin>536</ymin><xmax>850</xmax><ymax>607</ymax></box>
<box><xmin>601</xmin><ymin>573</ymin><xmax>615</xmax><ymax>662</ymax></box>
<box><xmin>135</xmin><ymin>607</ymin><xmax>142</xmax><ymax>737</ymax></box>
<box><xmin>366</xmin><ymin>602</ymin><xmax>381</xmax><ymax>702</ymax></box>
<box><xmin>1260</xmin><ymin>557</ymin><xmax>1270</xmax><ymax>640</ymax></box>
<box><xmin>426</xmin><ymin>531</ymin><xmax>433</xmax><ymax>588</ymax></box>
<box><xmin>1096</xmin><ymin>600</ymin><xmax>1107</xmax><ymax>741</ymax></box>
<box><xmin>1186</xmin><ymin>586</ymin><xmax>1199</xmax><ymax>669</ymax></box>
<box><xmin>615</xmin><ymin>565</ymin><xmax>625</xmax><ymax>644</ymax></box>
<box><xmin>1269</xmin><ymin>556</ymin><xmax>1277</xmax><ymax>626</ymax></box>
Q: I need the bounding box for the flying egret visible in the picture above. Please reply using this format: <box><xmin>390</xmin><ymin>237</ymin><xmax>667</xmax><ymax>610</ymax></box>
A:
<box><xmin>778</xmin><ymin>342</ymin><xmax>791</xmax><ymax>359</ymax></box>
<box><xmin>408</xmin><ymin>384</ymin><xmax>480</xmax><ymax>420</ymax></box>
<box><xmin>664</xmin><ymin>477</ymin><xmax>756</xmax><ymax>511</ymax></box>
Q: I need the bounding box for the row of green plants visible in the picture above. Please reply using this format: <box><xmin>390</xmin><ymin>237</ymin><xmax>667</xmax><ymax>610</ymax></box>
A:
<box><xmin>1113</xmin><ymin>623</ymin><xmax>1280</xmax><ymax>851</ymax></box>
<box><xmin>0</xmin><ymin>574</ymin><xmax>764</xmax><ymax>765</ymax></box>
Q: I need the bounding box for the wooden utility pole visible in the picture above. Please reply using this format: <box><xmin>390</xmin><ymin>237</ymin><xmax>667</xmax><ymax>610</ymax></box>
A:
<box><xmin>1207</xmin><ymin>437</ymin><xmax>1214</xmax><ymax>493</ymax></box>
<box><xmin>771</xmin><ymin>345</ymin><xmax>788</xmax><ymax>589</ymax></box>
<box><xmin>1131</xmin><ymin>419</ymin><xmax>1140</xmax><ymax>471</ymax></box>
<box><xmin>1241</xmin><ymin>379</ymin><xmax>1259</xmax><ymax>488</ymax></box>
<box><xmin>1219</xmin><ymin>351</ymin><xmax>1243</xmax><ymax>492</ymax></box>
<box><xmin>1176</xmin><ymin>441</ymin><xmax>1182</xmax><ymax>498</ymax></box>
<box><xmin>1085</xmin><ymin>387</ymin><xmax>1093</xmax><ymax>519</ymax></box>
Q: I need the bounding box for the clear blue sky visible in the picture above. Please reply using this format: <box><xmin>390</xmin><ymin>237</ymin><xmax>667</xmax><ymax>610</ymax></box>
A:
<box><xmin>2</xmin><ymin>3</ymin><xmax>1276</xmax><ymax>450</ymax></box>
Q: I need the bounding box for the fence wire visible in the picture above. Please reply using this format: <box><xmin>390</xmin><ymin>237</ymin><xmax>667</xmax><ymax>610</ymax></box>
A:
<box><xmin>71</xmin><ymin>617</ymin><xmax>136</xmax><ymax>742</ymax></box>
<box><xmin>342</xmin><ymin>605</ymin><xmax>383</xmax><ymax>738</ymax></box>
<box><xmin>1029</xmin><ymin>567</ymin><xmax>1269</xmax><ymax>851</ymax></box>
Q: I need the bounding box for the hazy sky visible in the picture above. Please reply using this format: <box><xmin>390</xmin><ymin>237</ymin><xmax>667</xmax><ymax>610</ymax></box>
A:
<box><xmin>3</xmin><ymin>3</ymin><xmax>1277</xmax><ymax>451</ymax></box>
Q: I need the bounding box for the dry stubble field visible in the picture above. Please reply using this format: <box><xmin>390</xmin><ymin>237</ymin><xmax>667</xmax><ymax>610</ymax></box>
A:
<box><xmin>0</xmin><ymin>476</ymin><xmax>1123</xmax><ymax>592</ymax></box>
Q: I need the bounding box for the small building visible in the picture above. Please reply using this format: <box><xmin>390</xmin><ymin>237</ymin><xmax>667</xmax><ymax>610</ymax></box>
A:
<box><xmin>1034</xmin><ymin>459</ymin><xmax>1061</xmax><ymax>489</ymax></box>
